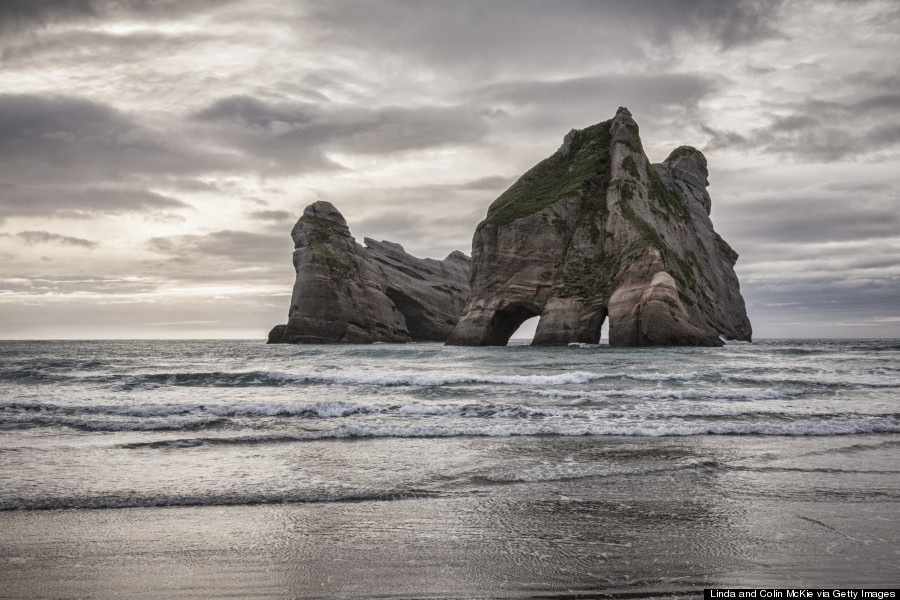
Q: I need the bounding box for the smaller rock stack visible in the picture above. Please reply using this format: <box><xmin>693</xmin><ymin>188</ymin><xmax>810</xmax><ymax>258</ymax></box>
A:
<box><xmin>267</xmin><ymin>201</ymin><xmax>471</xmax><ymax>344</ymax></box>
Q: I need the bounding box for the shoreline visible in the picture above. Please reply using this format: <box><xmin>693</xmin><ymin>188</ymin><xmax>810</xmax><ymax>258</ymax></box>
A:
<box><xmin>3</xmin><ymin>434</ymin><xmax>897</xmax><ymax>599</ymax></box>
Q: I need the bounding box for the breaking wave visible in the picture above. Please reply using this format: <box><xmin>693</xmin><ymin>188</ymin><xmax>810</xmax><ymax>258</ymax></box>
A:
<box><xmin>6</xmin><ymin>397</ymin><xmax>880</xmax><ymax>426</ymax></box>
<box><xmin>111</xmin><ymin>419</ymin><xmax>900</xmax><ymax>448</ymax></box>
<box><xmin>95</xmin><ymin>370</ymin><xmax>633</xmax><ymax>390</ymax></box>
<box><xmin>0</xmin><ymin>488</ymin><xmax>441</xmax><ymax>511</ymax></box>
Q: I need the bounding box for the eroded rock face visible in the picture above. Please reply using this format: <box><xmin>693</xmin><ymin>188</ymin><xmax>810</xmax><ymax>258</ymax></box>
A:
<box><xmin>268</xmin><ymin>201</ymin><xmax>471</xmax><ymax>344</ymax></box>
<box><xmin>446</xmin><ymin>107</ymin><xmax>751</xmax><ymax>347</ymax></box>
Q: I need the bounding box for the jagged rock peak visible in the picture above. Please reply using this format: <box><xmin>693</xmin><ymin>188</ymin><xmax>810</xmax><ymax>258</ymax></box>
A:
<box><xmin>660</xmin><ymin>146</ymin><xmax>711</xmax><ymax>215</ymax></box>
<box><xmin>446</xmin><ymin>108</ymin><xmax>751</xmax><ymax>347</ymax></box>
<box><xmin>268</xmin><ymin>202</ymin><xmax>471</xmax><ymax>344</ymax></box>
<box><xmin>304</xmin><ymin>200</ymin><xmax>349</xmax><ymax>228</ymax></box>
<box><xmin>558</xmin><ymin>129</ymin><xmax>579</xmax><ymax>157</ymax></box>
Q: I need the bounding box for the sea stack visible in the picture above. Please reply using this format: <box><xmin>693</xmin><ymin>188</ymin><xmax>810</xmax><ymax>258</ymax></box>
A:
<box><xmin>446</xmin><ymin>107</ymin><xmax>751</xmax><ymax>347</ymax></box>
<box><xmin>268</xmin><ymin>201</ymin><xmax>471</xmax><ymax>343</ymax></box>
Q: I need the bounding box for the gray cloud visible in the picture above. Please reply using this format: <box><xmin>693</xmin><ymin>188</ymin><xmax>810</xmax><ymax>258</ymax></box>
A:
<box><xmin>0</xmin><ymin>91</ymin><xmax>492</xmax><ymax>198</ymax></box>
<box><xmin>5</xmin><ymin>230</ymin><xmax>99</xmax><ymax>248</ymax></box>
<box><xmin>704</xmin><ymin>93</ymin><xmax>900</xmax><ymax>160</ymax></box>
<box><xmin>306</xmin><ymin>0</ymin><xmax>784</xmax><ymax>78</ymax></box>
<box><xmin>0</xmin><ymin>93</ymin><xmax>125</xmax><ymax>151</ymax></box>
<box><xmin>475</xmin><ymin>73</ymin><xmax>721</xmax><ymax>134</ymax></box>
<box><xmin>628</xmin><ymin>0</ymin><xmax>785</xmax><ymax>48</ymax></box>
<box><xmin>316</xmin><ymin>174</ymin><xmax>525</xmax><ymax>258</ymax></box>
<box><xmin>0</xmin><ymin>27</ymin><xmax>222</xmax><ymax>67</ymax></box>
<box><xmin>735</xmin><ymin>247</ymin><xmax>900</xmax><ymax>337</ymax></box>
<box><xmin>742</xmin><ymin>272</ymin><xmax>900</xmax><ymax>323</ymax></box>
<box><xmin>356</xmin><ymin>210</ymin><xmax>482</xmax><ymax>260</ymax></box>
<box><xmin>145</xmin><ymin>229</ymin><xmax>294</xmax><ymax>271</ymax></box>
<box><xmin>195</xmin><ymin>96</ymin><xmax>316</xmax><ymax>129</ymax></box>
<box><xmin>480</xmin><ymin>74</ymin><xmax>720</xmax><ymax>108</ymax></box>
<box><xmin>0</xmin><ymin>0</ymin><xmax>96</xmax><ymax>31</ymax></box>
<box><xmin>325</xmin><ymin>182</ymin><xmax>508</xmax><ymax>258</ymax></box>
<box><xmin>0</xmin><ymin>275</ymin><xmax>158</xmax><ymax>296</ymax></box>
<box><xmin>1</xmin><ymin>184</ymin><xmax>189</xmax><ymax>221</ymax></box>
<box><xmin>723</xmin><ymin>194</ymin><xmax>900</xmax><ymax>245</ymax></box>
<box><xmin>0</xmin><ymin>94</ymin><xmax>236</xmax><ymax>222</ymax></box>
<box><xmin>248</xmin><ymin>210</ymin><xmax>292</xmax><ymax>222</ymax></box>
<box><xmin>456</xmin><ymin>176</ymin><xmax>516</xmax><ymax>192</ymax></box>
<box><xmin>0</xmin><ymin>94</ymin><xmax>241</xmax><ymax>183</ymax></box>
<box><xmin>847</xmin><ymin>71</ymin><xmax>900</xmax><ymax>94</ymax></box>
<box><xmin>0</xmin><ymin>0</ymin><xmax>236</xmax><ymax>32</ymax></box>
<box><xmin>194</xmin><ymin>95</ymin><xmax>492</xmax><ymax>173</ymax></box>
<box><xmin>710</xmin><ymin>169</ymin><xmax>900</xmax><ymax>329</ymax></box>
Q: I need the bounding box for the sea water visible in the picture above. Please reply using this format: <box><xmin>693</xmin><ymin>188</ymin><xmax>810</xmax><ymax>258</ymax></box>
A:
<box><xmin>1</xmin><ymin>339</ymin><xmax>898</xmax><ymax>595</ymax></box>
<box><xmin>1</xmin><ymin>338</ymin><xmax>898</xmax><ymax>509</ymax></box>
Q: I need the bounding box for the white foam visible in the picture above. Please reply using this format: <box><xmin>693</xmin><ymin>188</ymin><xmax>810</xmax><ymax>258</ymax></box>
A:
<box><xmin>294</xmin><ymin>370</ymin><xmax>614</xmax><ymax>386</ymax></box>
<box><xmin>535</xmin><ymin>387</ymin><xmax>806</xmax><ymax>401</ymax></box>
<box><xmin>98</xmin><ymin>367</ymin><xmax>899</xmax><ymax>391</ymax></box>
<box><xmin>319</xmin><ymin>421</ymin><xmax>900</xmax><ymax>438</ymax></box>
<box><xmin>2</xmin><ymin>414</ymin><xmax>225</xmax><ymax>431</ymax></box>
<box><xmin>629</xmin><ymin>372</ymin><xmax>698</xmax><ymax>381</ymax></box>
<box><xmin>3</xmin><ymin>397</ymin><xmax>880</xmax><ymax>431</ymax></box>
<box><xmin>136</xmin><ymin>420</ymin><xmax>900</xmax><ymax>446</ymax></box>
<box><xmin>100</xmin><ymin>369</ymin><xmax>622</xmax><ymax>390</ymax></box>
<box><xmin>733</xmin><ymin>374</ymin><xmax>900</xmax><ymax>389</ymax></box>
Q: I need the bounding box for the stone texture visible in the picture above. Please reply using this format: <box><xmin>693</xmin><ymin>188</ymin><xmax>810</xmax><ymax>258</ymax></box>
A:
<box><xmin>268</xmin><ymin>201</ymin><xmax>471</xmax><ymax>344</ymax></box>
<box><xmin>446</xmin><ymin>107</ymin><xmax>751</xmax><ymax>347</ymax></box>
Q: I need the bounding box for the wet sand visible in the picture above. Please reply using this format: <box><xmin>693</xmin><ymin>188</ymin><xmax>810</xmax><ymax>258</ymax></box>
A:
<box><xmin>2</xmin><ymin>435</ymin><xmax>898</xmax><ymax>599</ymax></box>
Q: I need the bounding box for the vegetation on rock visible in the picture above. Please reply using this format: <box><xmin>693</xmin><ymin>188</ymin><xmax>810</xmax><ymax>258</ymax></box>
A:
<box><xmin>479</xmin><ymin>120</ymin><xmax>612</xmax><ymax>229</ymax></box>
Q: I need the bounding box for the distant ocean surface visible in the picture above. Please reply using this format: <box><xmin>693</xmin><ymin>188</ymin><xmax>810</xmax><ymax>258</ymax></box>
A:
<box><xmin>2</xmin><ymin>339</ymin><xmax>899</xmax><ymax>596</ymax></box>
<box><xmin>0</xmin><ymin>340</ymin><xmax>900</xmax><ymax>510</ymax></box>
<box><xmin>1</xmin><ymin>338</ymin><xmax>899</xmax><ymax>511</ymax></box>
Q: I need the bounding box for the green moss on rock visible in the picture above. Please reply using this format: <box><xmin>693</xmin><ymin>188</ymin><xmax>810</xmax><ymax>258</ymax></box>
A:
<box><xmin>559</xmin><ymin>255</ymin><xmax>620</xmax><ymax>300</ymax></box>
<box><xmin>713</xmin><ymin>231</ymin><xmax>739</xmax><ymax>263</ymax></box>
<box><xmin>665</xmin><ymin>145</ymin><xmax>705</xmax><ymax>165</ymax></box>
<box><xmin>622</xmin><ymin>155</ymin><xmax>639</xmax><ymax>179</ymax></box>
<box><xmin>619</xmin><ymin>199</ymin><xmax>699</xmax><ymax>293</ymax></box>
<box><xmin>301</xmin><ymin>215</ymin><xmax>356</xmax><ymax>274</ymax></box>
<box><xmin>622</xmin><ymin>122</ymin><xmax>644</xmax><ymax>154</ymax></box>
<box><xmin>478</xmin><ymin>120</ymin><xmax>612</xmax><ymax>229</ymax></box>
<box><xmin>647</xmin><ymin>165</ymin><xmax>691</xmax><ymax>221</ymax></box>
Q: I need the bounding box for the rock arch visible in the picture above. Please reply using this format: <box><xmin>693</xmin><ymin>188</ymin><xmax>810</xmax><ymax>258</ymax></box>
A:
<box><xmin>477</xmin><ymin>302</ymin><xmax>542</xmax><ymax>346</ymax></box>
<box><xmin>446</xmin><ymin>108</ymin><xmax>751</xmax><ymax>347</ymax></box>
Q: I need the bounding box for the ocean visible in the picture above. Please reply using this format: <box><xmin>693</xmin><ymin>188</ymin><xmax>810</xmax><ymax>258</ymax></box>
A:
<box><xmin>1</xmin><ymin>339</ymin><xmax>898</xmax><ymax>598</ymax></box>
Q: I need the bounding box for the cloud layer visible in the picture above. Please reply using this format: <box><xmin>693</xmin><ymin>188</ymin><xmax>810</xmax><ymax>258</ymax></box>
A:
<box><xmin>1</xmin><ymin>0</ymin><xmax>899</xmax><ymax>338</ymax></box>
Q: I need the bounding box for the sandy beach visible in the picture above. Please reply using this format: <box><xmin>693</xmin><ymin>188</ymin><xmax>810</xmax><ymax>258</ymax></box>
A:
<box><xmin>2</xmin><ymin>434</ymin><xmax>897</xmax><ymax>599</ymax></box>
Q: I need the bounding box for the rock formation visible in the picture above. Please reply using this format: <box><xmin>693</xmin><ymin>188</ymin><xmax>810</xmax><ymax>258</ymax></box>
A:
<box><xmin>446</xmin><ymin>107</ymin><xmax>751</xmax><ymax>347</ymax></box>
<box><xmin>268</xmin><ymin>201</ymin><xmax>471</xmax><ymax>344</ymax></box>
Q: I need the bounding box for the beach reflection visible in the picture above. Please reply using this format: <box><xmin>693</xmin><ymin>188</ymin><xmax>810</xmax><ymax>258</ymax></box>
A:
<box><xmin>2</xmin><ymin>435</ymin><xmax>897</xmax><ymax>598</ymax></box>
<box><xmin>267</xmin><ymin>436</ymin><xmax>738</xmax><ymax>598</ymax></box>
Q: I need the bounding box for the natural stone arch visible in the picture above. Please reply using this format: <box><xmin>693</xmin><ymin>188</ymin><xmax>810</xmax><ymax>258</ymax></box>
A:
<box><xmin>446</xmin><ymin>107</ymin><xmax>752</xmax><ymax>347</ymax></box>
<box><xmin>472</xmin><ymin>302</ymin><xmax>542</xmax><ymax>346</ymax></box>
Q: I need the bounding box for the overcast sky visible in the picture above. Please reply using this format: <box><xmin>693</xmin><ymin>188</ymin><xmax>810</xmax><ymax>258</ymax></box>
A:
<box><xmin>1</xmin><ymin>0</ymin><xmax>898</xmax><ymax>339</ymax></box>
